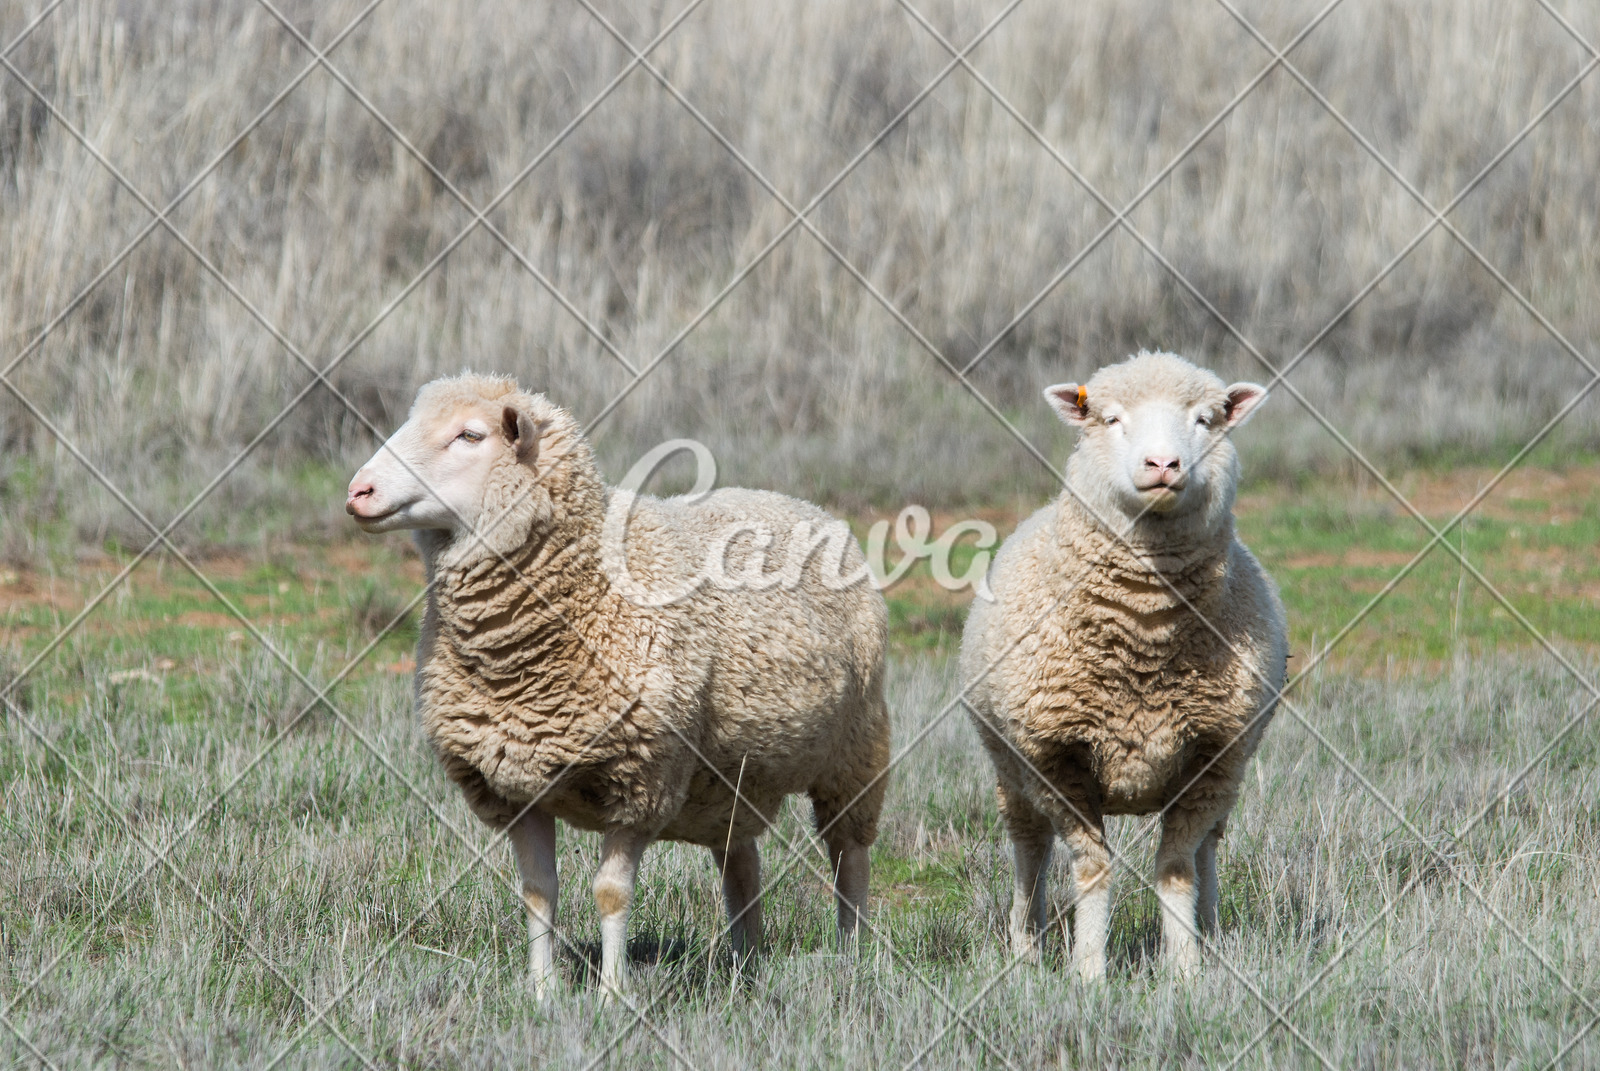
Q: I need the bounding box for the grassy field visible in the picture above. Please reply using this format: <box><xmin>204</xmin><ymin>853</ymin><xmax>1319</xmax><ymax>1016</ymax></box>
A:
<box><xmin>5</xmin><ymin>1</ymin><xmax>1600</xmax><ymax>1062</ymax></box>
<box><xmin>5</xmin><ymin>464</ymin><xmax>1600</xmax><ymax>1068</ymax></box>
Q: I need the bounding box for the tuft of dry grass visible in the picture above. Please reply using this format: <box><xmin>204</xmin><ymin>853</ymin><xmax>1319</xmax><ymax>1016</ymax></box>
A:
<box><xmin>1</xmin><ymin>0</ymin><xmax>1598</xmax><ymax>548</ymax></box>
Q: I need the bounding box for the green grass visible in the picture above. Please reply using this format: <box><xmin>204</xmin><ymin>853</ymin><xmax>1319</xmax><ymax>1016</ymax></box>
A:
<box><xmin>875</xmin><ymin>463</ymin><xmax>1600</xmax><ymax>664</ymax></box>
<box><xmin>1239</xmin><ymin>469</ymin><xmax>1600</xmax><ymax>667</ymax></box>
<box><xmin>4</xmin><ymin>468</ymin><xmax>1600</xmax><ymax>1067</ymax></box>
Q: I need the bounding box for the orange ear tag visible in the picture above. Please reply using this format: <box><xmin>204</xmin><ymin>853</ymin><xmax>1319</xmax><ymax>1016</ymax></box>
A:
<box><xmin>1076</xmin><ymin>386</ymin><xmax>1088</xmax><ymax>410</ymax></box>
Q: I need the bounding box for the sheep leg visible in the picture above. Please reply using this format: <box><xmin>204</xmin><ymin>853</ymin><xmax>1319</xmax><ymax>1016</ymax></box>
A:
<box><xmin>1062</xmin><ymin>822</ymin><xmax>1111</xmax><ymax>982</ymax></box>
<box><xmin>997</xmin><ymin>782</ymin><xmax>1054</xmax><ymax>962</ymax></box>
<box><xmin>710</xmin><ymin>840</ymin><xmax>763</xmax><ymax>958</ymax></box>
<box><xmin>594</xmin><ymin>828</ymin><xmax>650</xmax><ymax>996</ymax></box>
<box><xmin>1155</xmin><ymin>814</ymin><xmax>1213</xmax><ymax>977</ymax></box>
<box><xmin>1195</xmin><ymin>821</ymin><xmax>1224</xmax><ymax>936</ymax></box>
<box><xmin>826</xmin><ymin>837</ymin><xmax>871</xmax><ymax>946</ymax></box>
<box><xmin>508</xmin><ymin>807</ymin><xmax>558</xmax><ymax>999</ymax></box>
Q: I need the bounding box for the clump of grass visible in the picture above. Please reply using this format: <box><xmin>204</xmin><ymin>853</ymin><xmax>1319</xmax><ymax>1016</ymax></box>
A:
<box><xmin>346</xmin><ymin>577</ymin><xmax>417</xmax><ymax>641</ymax></box>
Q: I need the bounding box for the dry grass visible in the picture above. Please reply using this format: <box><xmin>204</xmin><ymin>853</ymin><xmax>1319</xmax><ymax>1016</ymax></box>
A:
<box><xmin>2</xmin><ymin>0</ymin><xmax>1598</xmax><ymax>546</ymax></box>
<box><xmin>3</xmin><ymin>650</ymin><xmax>1598</xmax><ymax>1068</ymax></box>
<box><xmin>3</xmin><ymin>4</ymin><xmax>1599</xmax><ymax>1065</ymax></box>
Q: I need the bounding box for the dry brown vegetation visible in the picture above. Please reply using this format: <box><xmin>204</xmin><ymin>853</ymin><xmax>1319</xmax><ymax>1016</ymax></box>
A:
<box><xmin>5</xmin><ymin>5</ymin><xmax>1600</xmax><ymax>1067</ymax></box>
<box><xmin>2</xmin><ymin>0</ymin><xmax>1598</xmax><ymax>550</ymax></box>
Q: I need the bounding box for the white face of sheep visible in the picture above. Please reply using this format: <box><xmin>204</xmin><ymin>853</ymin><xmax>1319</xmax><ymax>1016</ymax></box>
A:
<box><xmin>345</xmin><ymin>402</ymin><xmax>540</xmax><ymax>535</ymax></box>
<box><xmin>1044</xmin><ymin>378</ymin><xmax>1268</xmax><ymax>518</ymax></box>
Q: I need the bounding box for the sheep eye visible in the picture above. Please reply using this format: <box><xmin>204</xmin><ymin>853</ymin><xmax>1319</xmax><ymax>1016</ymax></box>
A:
<box><xmin>1103</xmin><ymin>415</ymin><xmax>1120</xmax><ymax>427</ymax></box>
<box><xmin>458</xmin><ymin>429</ymin><xmax>484</xmax><ymax>444</ymax></box>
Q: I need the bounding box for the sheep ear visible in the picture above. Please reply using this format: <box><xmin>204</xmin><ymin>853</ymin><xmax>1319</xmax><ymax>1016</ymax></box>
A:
<box><xmin>1043</xmin><ymin>383</ymin><xmax>1090</xmax><ymax>425</ymax></box>
<box><xmin>501</xmin><ymin>406</ymin><xmax>545</xmax><ymax>466</ymax></box>
<box><xmin>1223</xmin><ymin>383</ymin><xmax>1268</xmax><ymax>427</ymax></box>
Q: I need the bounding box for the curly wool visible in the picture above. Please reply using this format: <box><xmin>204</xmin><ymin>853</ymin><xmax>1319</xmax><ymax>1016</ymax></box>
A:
<box><xmin>962</xmin><ymin>357</ymin><xmax>1287</xmax><ymax>836</ymax></box>
<box><xmin>411</xmin><ymin>379</ymin><xmax>890</xmax><ymax>849</ymax></box>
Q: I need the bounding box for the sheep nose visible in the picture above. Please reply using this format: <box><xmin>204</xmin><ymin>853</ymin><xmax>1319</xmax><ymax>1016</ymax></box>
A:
<box><xmin>345</xmin><ymin>477</ymin><xmax>375</xmax><ymax>515</ymax></box>
<box><xmin>1144</xmin><ymin>455</ymin><xmax>1181</xmax><ymax>474</ymax></box>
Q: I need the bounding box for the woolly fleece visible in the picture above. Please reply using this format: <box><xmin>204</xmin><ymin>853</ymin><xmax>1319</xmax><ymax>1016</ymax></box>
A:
<box><xmin>409</xmin><ymin>376</ymin><xmax>891</xmax><ymax>851</ymax></box>
<box><xmin>961</xmin><ymin>352</ymin><xmax>1288</xmax><ymax>969</ymax></box>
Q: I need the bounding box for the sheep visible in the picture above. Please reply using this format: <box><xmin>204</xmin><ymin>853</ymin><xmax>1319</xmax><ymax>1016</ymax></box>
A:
<box><xmin>344</xmin><ymin>373</ymin><xmax>890</xmax><ymax>995</ymax></box>
<box><xmin>961</xmin><ymin>351</ymin><xmax>1287</xmax><ymax>979</ymax></box>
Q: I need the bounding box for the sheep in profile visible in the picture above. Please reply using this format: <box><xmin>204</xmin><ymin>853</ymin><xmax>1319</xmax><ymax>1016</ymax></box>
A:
<box><xmin>961</xmin><ymin>351</ymin><xmax>1287</xmax><ymax>979</ymax></box>
<box><xmin>345</xmin><ymin>374</ymin><xmax>889</xmax><ymax>995</ymax></box>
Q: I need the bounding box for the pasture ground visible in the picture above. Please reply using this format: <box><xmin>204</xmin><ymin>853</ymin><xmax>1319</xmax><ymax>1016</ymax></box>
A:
<box><xmin>4</xmin><ymin>463</ymin><xmax>1600</xmax><ymax>1068</ymax></box>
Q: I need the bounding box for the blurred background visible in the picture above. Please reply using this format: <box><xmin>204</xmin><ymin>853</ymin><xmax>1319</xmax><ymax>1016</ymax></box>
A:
<box><xmin>2</xmin><ymin>0</ymin><xmax>1597</xmax><ymax>554</ymax></box>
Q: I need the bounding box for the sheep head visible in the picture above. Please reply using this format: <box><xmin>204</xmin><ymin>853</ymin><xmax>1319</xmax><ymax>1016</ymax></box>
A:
<box><xmin>1044</xmin><ymin>352</ymin><xmax>1266</xmax><ymax>525</ymax></box>
<box><xmin>346</xmin><ymin>374</ymin><xmax>561</xmax><ymax>556</ymax></box>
